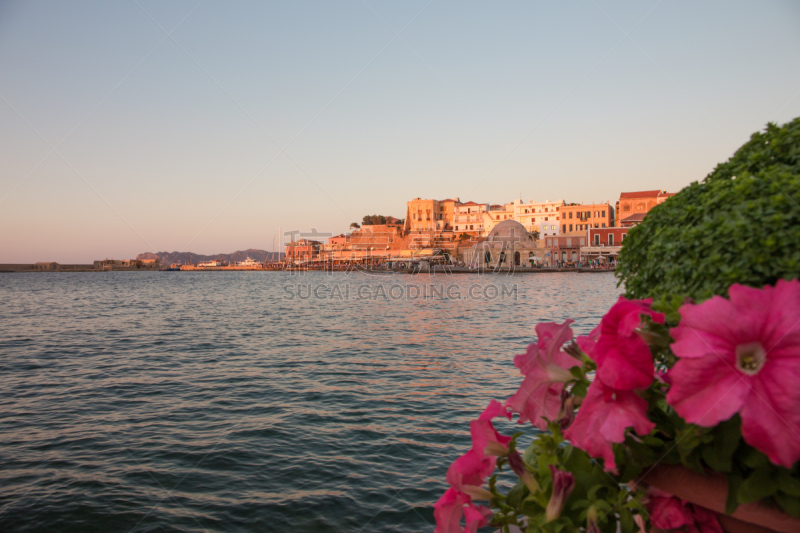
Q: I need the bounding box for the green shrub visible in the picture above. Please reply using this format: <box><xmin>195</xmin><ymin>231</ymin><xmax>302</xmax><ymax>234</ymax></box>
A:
<box><xmin>617</xmin><ymin>117</ymin><xmax>800</xmax><ymax>301</ymax></box>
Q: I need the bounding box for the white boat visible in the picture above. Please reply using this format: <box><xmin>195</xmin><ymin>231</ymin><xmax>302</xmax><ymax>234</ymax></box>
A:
<box><xmin>237</xmin><ymin>257</ymin><xmax>260</xmax><ymax>267</ymax></box>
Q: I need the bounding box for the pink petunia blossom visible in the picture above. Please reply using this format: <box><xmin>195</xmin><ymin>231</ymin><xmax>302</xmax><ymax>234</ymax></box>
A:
<box><xmin>470</xmin><ymin>400</ymin><xmax>512</xmax><ymax>457</ymax></box>
<box><xmin>505</xmin><ymin>320</ymin><xmax>581</xmax><ymax>430</ymax></box>
<box><xmin>434</xmin><ymin>488</ymin><xmax>492</xmax><ymax>533</ymax></box>
<box><xmin>666</xmin><ymin>280</ymin><xmax>800</xmax><ymax>468</ymax></box>
<box><xmin>646</xmin><ymin>487</ymin><xmax>723</xmax><ymax>533</ymax></box>
<box><xmin>591</xmin><ymin>297</ymin><xmax>664</xmax><ymax>391</ymax></box>
<box><xmin>647</xmin><ymin>487</ymin><xmax>694</xmax><ymax>530</ymax></box>
<box><xmin>446</xmin><ymin>449</ymin><xmax>495</xmax><ymax>500</ymax></box>
<box><xmin>576</xmin><ymin>324</ymin><xmax>600</xmax><ymax>359</ymax></box>
<box><xmin>563</xmin><ymin>378</ymin><xmax>655</xmax><ymax>473</ymax></box>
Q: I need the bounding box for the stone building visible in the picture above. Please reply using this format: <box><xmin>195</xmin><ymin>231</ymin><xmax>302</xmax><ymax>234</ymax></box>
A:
<box><xmin>457</xmin><ymin>220</ymin><xmax>546</xmax><ymax>268</ymax></box>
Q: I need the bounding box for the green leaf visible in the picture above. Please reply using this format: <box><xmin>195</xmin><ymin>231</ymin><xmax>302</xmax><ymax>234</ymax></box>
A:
<box><xmin>619</xmin><ymin>507</ymin><xmax>635</xmax><ymax>533</ymax></box>
<box><xmin>570</xmin><ymin>381</ymin><xmax>588</xmax><ymax>398</ymax></box>
<box><xmin>702</xmin><ymin>417</ymin><xmax>741</xmax><ymax>473</ymax></box>
<box><xmin>776</xmin><ymin>492</ymin><xmax>800</xmax><ymax>518</ymax></box>
<box><xmin>569</xmin><ymin>366</ymin><xmax>584</xmax><ymax>379</ymax></box>
<box><xmin>740</xmin><ymin>447</ymin><xmax>770</xmax><ymax>469</ymax></box>
<box><xmin>777</xmin><ymin>469</ymin><xmax>800</xmax><ymax>497</ymax></box>
<box><xmin>726</xmin><ymin>468</ymin><xmax>744</xmax><ymax>515</ymax></box>
<box><xmin>520</xmin><ymin>498</ymin><xmax>545</xmax><ymax>518</ymax></box>
<box><xmin>506</xmin><ymin>480</ymin><xmax>528</xmax><ymax>509</ymax></box>
<box><xmin>738</xmin><ymin>467</ymin><xmax>778</xmax><ymax>503</ymax></box>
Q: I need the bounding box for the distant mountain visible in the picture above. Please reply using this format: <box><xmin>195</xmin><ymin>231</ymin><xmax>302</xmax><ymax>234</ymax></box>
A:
<box><xmin>137</xmin><ymin>249</ymin><xmax>284</xmax><ymax>265</ymax></box>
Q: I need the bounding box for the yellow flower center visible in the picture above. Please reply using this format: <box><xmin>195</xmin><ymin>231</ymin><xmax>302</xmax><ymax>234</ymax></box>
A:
<box><xmin>735</xmin><ymin>342</ymin><xmax>766</xmax><ymax>375</ymax></box>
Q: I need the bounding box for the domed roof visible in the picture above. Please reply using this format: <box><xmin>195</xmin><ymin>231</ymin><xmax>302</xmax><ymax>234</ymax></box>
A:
<box><xmin>486</xmin><ymin>219</ymin><xmax>529</xmax><ymax>242</ymax></box>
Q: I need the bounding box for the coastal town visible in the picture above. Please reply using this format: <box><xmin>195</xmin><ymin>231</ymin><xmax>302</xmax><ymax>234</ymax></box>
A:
<box><xmin>0</xmin><ymin>189</ymin><xmax>674</xmax><ymax>273</ymax></box>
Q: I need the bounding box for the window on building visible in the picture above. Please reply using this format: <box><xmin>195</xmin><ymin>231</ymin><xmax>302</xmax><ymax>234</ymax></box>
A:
<box><xmin>569</xmin><ymin>212</ymin><xmax>573</xmax><ymax>219</ymax></box>
<box><xmin>562</xmin><ymin>225</ymin><xmax>566</xmax><ymax>233</ymax></box>
<box><xmin>609</xmin><ymin>234</ymin><xmax>614</xmax><ymax>246</ymax></box>
<box><xmin>470</xmin><ymin>225</ymin><xmax>473</xmax><ymax>230</ymax></box>
<box><xmin>569</xmin><ymin>224</ymin><xmax>573</xmax><ymax>232</ymax></box>
<box><xmin>594</xmin><ymin>234</ymin><xmax>600</xmax><ymax>245</ymax></box>
<box><xmin>602</xmin><ymin>210</ymin><xmax>606</xmax><ymax>217</ymax></box>
<box><xmin>602</xmin><ymin>223</ymin><xmax>606</xmax><ymax>228</ymax></box>
<box><xmin>580</xmin><ymin>238</ymin><xmax>585</xmax><ymax>245</ymax></box>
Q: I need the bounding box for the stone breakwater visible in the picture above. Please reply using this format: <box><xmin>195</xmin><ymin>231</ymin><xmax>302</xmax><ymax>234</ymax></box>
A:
<box><xmin>0</xmin><ymin>264</ymin><xmax>615</xmax><ymax>274</ymax></box>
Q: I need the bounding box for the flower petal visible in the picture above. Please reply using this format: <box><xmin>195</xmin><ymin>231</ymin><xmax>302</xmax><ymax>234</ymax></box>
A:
<box><xmin>740</xmin><ymin>357</ymin><xmax>800</xmax><ymax>468</ymax></box>
<box><xmin>666</xmin><ymin>355</ymin><xmax>749</xmax><ymax>427</ymax></box>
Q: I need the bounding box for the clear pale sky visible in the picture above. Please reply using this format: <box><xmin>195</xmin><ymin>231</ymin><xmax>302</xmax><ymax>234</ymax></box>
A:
<box><xmin>1</xmin><ymin>0</ymin><xmax>799</xmax><ymax>263</ymax></box>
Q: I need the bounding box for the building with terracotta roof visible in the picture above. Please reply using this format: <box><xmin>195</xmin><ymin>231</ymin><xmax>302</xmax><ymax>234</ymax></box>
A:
<box><xmin>616</xmin><ymin>190</ymin><xmax>675</xmax><ymax>226</ymax></box>
<box><xmin>559</xmin><ymin>202</ymin><xmax>613</xmax><ymax>233</ymax></box>
<box><xmin>453</xmin><ymin>201</ymin><xmax>489</xmax><ymax>237</ymax></box>
<box><xmin>437</xmin><ymin>197</ymin><xmax>462</xmax><ymax>230</ymax></box>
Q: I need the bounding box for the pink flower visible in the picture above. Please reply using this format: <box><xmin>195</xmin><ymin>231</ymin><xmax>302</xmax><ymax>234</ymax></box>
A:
<box><xmin>592</xmin><ymin>297</ymin><xmax>664</xmax><ymax>391</ymax></box>
<box><xmin>647</xmin><ymin>487</ymin><xmax>694</xmax><ymax>530</ymax></box>
<box><xmin>563</xmin><ymin>379</ymin><xmax>655</xmax><ymax>473</ymax></box>
<box><xmin>470</xmin><ymin>400</ymin><xmax>512</xmax><ymax>457</ymax></box>
<box><xmin>646</xmin><ymin>487</ymin><xmax>723</xmax><ymax>533</ymax></box>
<box><xmin>576</xmin><ymin>324</ymin><xmax>600</xmax><ymax>359</ymax></box>
<box><xmin>545</xmin><ymin>464</ymin><xmax>575</xmax><ymax>522</ymax></box>
<box><xmin>446</xmin><ymin>449</ymin><xmax>495</xmax><ymax>500</ymax></box>
<box><xmin>505</xmin><ymin>320</ymin><xmax>581</xmax><ymax>430</ymax></box>
<box><xmin>666</xmin><ymin>280</ymin><xmax>800</xmax><ymax>468</ymax></box>
<box><xmin>434</xmin><ymin>488</ymin><xmax>492</xmax><ymax>533</ymax></box>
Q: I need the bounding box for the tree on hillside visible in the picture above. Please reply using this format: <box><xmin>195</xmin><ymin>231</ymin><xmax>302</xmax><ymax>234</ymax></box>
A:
<box><xmin>350</xmin><ymin>222</ymin><xmax>361</xmax><ymax>229</ymax></box>
<box><xmin>362</xmin><ymin>215</ymin><xmax>388</xmax><ymax>225</ymax></box>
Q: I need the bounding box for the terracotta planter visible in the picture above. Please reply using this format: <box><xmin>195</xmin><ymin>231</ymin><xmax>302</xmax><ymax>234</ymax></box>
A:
<box><xmin>643</xmin><ymin>464</ymin><xmax>800</xmax><ymax>533</ymax></box>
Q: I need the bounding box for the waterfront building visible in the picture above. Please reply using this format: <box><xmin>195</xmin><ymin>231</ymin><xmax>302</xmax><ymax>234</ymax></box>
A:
<box><xmin>482</xmin><ymin>203</ymin><xmax>515</xmax><ymax>235</ymax></box>
<box><xmin>285</xmin><ymin>239</ymin><xmax>321</xmax><ymax>264</ymax></box>
<box><xmin>457</xmin><ymin>220</ymin><xmax>545</xmax><ymax>268</ymax></box>
<box><xmin>559</xmin><ymin>202</ymin><xmax>613</xmax><ymax>232</ymax></box>
<box><xmin>616</xmin><ymin>190</ymin><xmax>675</xmax><ymax>227</ymax></box>
<box><xmin>510</xmin><ymin>199</ymin><xmax>565</xmax><ymax>237</ymax></box>
<box><xmin>453</xmin><ymin>201</ymin><xmax>489</xmax><ymax>237</ymax></box>
<box><xmin>581</xmin><ymin>227</ymin><xmax>630</xmax><ymax>262</ymax></box>
<box><xmin>544</xmin><ymin>233</ymin><xmax>587</xmax><ymax>264</ymax></box>
<box><xmin>405</xmin><ymin>198</ymin><xmax>441</xmax><ymax>232</ymax></box>
<box><xmin>437</xmin><ymin>198</ymin><xmax>461</xmax><ymax>230</ymax></box>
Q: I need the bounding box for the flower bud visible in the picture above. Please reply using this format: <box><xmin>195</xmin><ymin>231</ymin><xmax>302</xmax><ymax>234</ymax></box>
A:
<box><xmin>586</xmin><ymin>505</ymin><xmax>600</xmax><ymax>533</ymax></box>
<box><xmin>545</xmin><ymin>465</ymin><xmax>575</xmax><ymax>522</ymax></box>
<box><xmin>508</xmin><ymin>451</ymin><xmax>540</xmax><ymax>494</ymax></box>
<box><xmin>556</xmin><ymin>394</ymin><xmax>575</xmax><ymax>431</ymax></box>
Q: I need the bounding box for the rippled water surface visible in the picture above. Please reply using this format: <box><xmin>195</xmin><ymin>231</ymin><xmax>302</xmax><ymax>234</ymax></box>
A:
<box><xmin>0</xmin><ymin>271</ymin><xmax>621</xmax><ymax>532</ymax></box>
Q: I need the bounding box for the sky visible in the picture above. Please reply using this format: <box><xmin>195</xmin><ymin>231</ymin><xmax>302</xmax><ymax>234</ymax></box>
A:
<box><xmin>1</xmin><ymin>0</ymin><xmax>799</xmax><ymax>263</ymax></box>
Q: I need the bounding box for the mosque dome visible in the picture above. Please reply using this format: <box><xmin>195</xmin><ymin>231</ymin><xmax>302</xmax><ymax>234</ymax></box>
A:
<box><xmin>486</xmin><ymin>219</ymin><xmax>530</xmax><ymax>243</ymax></box>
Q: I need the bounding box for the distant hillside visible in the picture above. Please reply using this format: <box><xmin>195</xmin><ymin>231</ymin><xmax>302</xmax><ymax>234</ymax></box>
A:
<box><xmin>137</xmin><ymin>249</ymin><xmax>284</xmax><ymax>265</ymax></box>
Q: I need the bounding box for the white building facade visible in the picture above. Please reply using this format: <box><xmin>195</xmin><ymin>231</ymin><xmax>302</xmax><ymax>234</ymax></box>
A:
<box><xmin>511</xmin><ymin>199</ymin><xmax>565</xmax><ymax>237</ymax></box>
